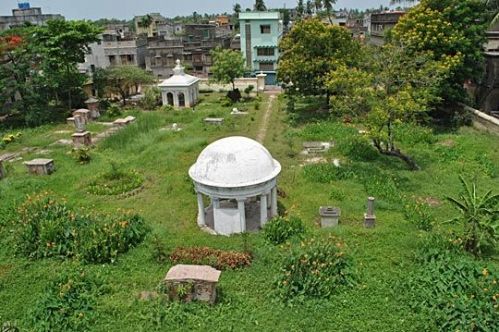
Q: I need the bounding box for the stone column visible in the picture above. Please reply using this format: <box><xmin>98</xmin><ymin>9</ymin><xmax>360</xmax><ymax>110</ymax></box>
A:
<box><xmin>212</xmin><ymin>197</ymin><xmax>220</xmax><ymax>209</ymax></box>
<box><xmin>260</xmin><ymin>194</ymin><xmax>268</xmax><ymax>226</ymax></box>
<box><xmin>271</xmin><ymin>186</ymin><xmax>278</xmax><ymax>217</ymax></box>
<box><xmin>174</xmin><ymin>92</ymin><xmax>179</xmax><ymax>107</ymax></box>
<box><xmin>197</xmin><ymin>192</ymin><xmax>206</xmax><ymax>227</ymax></box>
<box><xmin>237</xmin><ymin>198</ymin><xmax>246</xmax><ymax>232</ymax></box>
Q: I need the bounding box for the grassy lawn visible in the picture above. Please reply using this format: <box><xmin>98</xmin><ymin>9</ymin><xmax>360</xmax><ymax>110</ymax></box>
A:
<box><xmin>0</xmin><ymin>92</ymin><xmax>498</xmax><ymax>331</ymax></box>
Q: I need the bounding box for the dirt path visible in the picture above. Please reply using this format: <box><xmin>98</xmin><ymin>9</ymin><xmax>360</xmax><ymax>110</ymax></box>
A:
<box><xmin>256</xmin><ymin>94</ymin><xmax>277</xmax><ymax>143</ymax></box>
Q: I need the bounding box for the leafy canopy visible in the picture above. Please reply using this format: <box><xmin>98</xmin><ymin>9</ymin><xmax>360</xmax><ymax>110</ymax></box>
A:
<box><xmin>210</xmin><ymin>48</ymin><xmax>245</xmax><ymax>91</ymax></box>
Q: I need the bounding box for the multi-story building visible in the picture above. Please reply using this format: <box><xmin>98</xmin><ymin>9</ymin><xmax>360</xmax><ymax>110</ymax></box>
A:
<box><xmin>368</xmin><ymin>11</ymin><xmax>405</xmax><ymax>46</ymax></box>
<box><xmin>182</xmin><ymin>24</ymin><xmax>231</xmax><ymax>75</ymax></box>
<box><xmin>0</xmin><ymin>2</ymin><xmax>63</xmax><ymax>31</ymax></box>
<box><xmin>101</xmin><ymin>28</ymin><xmax>147</xmax><ymax>68</ymax></box>
<box><xmin>134</xmin><ymin>13</ymin><xmax>173</xmax><ymax>38</ymax></box>
<box><xmin>239</xmin><ymin>12</ymin><xmax>282</xmax><ymax>85</ymax></box>
<box><xmin>145</xmin><ymin>37</ymin><xmax>184</xmax><ymax>78</ymax></box>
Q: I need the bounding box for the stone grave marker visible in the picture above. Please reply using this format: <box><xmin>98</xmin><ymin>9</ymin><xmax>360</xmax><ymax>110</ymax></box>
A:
<box><xmin>162</xmin><ymin>264</ymin><xmax>221</xmax><ymax>304</ymax></box>
<box><xmin>204</xmin><ymin>117</ymin><xmax>224</xmax><ymax>125</ymax></box>
<box><xmin>24</xmin><ymin>158</ymin><xmax>55</xmax><ymax>175</ymax></box>
<box><xmin>72</xmin><ymin>131</ymin><xmax>92</xmax><ymax>147</ymax></box>
<box><xmin>364</xmin><ymin>197</ymin><xmax>376</xmax><ymax>228</ymax></box>
<box><xmin>319</xmin><ymin>206</ymin><xmax>341</xmax><ymax>228</ymax></box>
<box><xmin>73</xmin><ymin>109</ymin><xmax>91</xmax><ymax>123</ymax></box>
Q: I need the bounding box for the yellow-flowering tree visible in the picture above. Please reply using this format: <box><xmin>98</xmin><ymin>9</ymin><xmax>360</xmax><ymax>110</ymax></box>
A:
<box><xmin>390</xmin><ymin>0</ymin><xmax>488</xmax><ymax>104</ymax></box>
<box><xmin>326</xmin><ymin>45</ymin><xmax>456</xmax><ymax>170</ymax></box>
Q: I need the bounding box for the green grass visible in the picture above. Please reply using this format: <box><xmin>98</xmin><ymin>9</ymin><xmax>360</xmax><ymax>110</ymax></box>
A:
<box><xmin>0</xmin><ymin>92</ymin><xmax>498</xmax><ymax>331</ymax></box>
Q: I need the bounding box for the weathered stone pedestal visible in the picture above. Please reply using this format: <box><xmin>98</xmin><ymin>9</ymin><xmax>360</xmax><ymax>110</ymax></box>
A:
<box><xmin>72</xmin><ymin>131</ymin><xmax>92</xmax><ymax>147</ymax></box>
<box><xmin>320</xmin><ymin>206</ymin><xmax>340</xmax><ymax>228</ymax></box>
<box><xmin>204</xmin><ymin>117</ymin><xmax>224</xmax><ymax>125</ymax></box>
<box><xmin>162</xmin><ymin>265</ymin><xmax>221</xmax><ymax>304</ymax></box>
<box><xmin>24</xmin><ymin>159</ymin><xmax>55</xmax><ymax>175</ymax></box>
<box><xmin>85</xmin><ymin>97</ymin><xmax>101</xmax><ymax>119</ymax></box>
<box><xmin>73</xmin><ymin>109</ymin><xmax>91</xmax><ymax>123</ymax></box>
<box><xmin>364</xmin><ymin>197</ymin><xmax>376</xmax><ymax>228</ymax></box>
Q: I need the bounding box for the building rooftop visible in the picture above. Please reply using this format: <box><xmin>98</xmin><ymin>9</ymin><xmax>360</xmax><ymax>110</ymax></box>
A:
<box><xmin>189</xmin><ymin>136</ymin><xmax>281</xmax><ymax>188</ymax></box>
<box><xmin>239</xmin><ymin>12</ymin><xmax>281</xmax><ymax>20</ymax></box>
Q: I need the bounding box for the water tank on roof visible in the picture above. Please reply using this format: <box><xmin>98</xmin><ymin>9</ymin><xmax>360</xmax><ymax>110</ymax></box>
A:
<box><xmin>18</xmin><ymin>2</ymin><xmax>31</xmax><ymax>10</ymax></box>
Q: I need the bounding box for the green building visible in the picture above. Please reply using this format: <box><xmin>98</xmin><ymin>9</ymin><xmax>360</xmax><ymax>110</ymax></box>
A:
<box><xmin>239</xmin><ymin>12</ymin><xmax>282</xmax><ymax>85</ymax></box>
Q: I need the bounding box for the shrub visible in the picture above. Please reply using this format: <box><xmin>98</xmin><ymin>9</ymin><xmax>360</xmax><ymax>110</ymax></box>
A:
<box><xmin>1</xmin><ymin>132</ymin><xmax>22</xmax><ymax>145</ymax></box>
<box><xmin>244</xmin><ymin>85</ymin><xmax>254</xmax><ymax>97</ymax></box>
<box><xmin>170</xmin><ymin>247</ymin><xmax>252</xmax><ymax>270</ymax></box>
<box><xmin>16</xmin><ymin>193</ymin><xmax>148</xmax><ymax>263</ymax></box>
<box><xmin>160</xmin><ymin>104</ymin><xmax>174</xmax><ymax>112</ymax></box>
<box><xmin>30</xmin><ymin>270</ymin><xmax>104</xmax><ymax>332</ymax></box>
<box><xmin>407</xmin><ymin>237</ymin><xmax>499</xmax><ymax>331</ymax></box>
<box><xmin>151</xmin><ymin>234</ymin><xmax>168</xmax><ymax>263</ymax></box>
<box><xmin>254</xmin><ymin>101</ymin><xmax>260</xmax><ymax>110</ymax></box>
<box><xmin>71</xmin><ymin>148</ymin><xmax>91</xmax><ymax>164</ymax></box>
<box><xmin>141</xmin><ymin>86</ymin><xmax>161</xmax><ymax>110</ymax></box>
<box><xmin>87</xmin><ymin>163</ymin><xmax>144</xmax><ymax>196</ymax></box>
<box><xmin>403</xmin><ymin>198</ymin><xmax>434</xmax><ymax>231</ymax></box>
<box><xmin>446</xmin><ymin>176</ymin><xmax>499</xmax><ymax>256</ymax></box>
<box><xmin>276</xmin><ymin>237</ymin><xmax>356</xmax><ymax>301</ymax></box>
<box><xmin>263</xmin><ymin>216</ymin><xmax>305</xmax><ymax>245</ymax></box>
<box><xmin>303</xmin><ymin>163</ymin><xmax>355</xmax><ymax>183</ymax></box>
<box><xmin>337</xmin><ymin>135</ymin><xmax>378</xmax><ymax>161</ymax></box>
<box><xmin>106</xmin><ymin>104</ymin><xmax>122</xmax><ymax>117</ymax></box>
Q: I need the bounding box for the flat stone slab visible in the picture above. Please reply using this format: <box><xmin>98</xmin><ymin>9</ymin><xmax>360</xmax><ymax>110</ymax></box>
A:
<box><xmin>51</xmin><ymin>139</ymin><xmax>73</xmax><ymax>146</ymax></box>
<box><xmin>0</xmin><ymin>153</ymin><xmax>17</xmax><ymax>162</ymax></box>
<box><xmin>204</xmin><ymin>117</ymin><xmax>224</xmax><ymax>125</ymax></box>
<box><xmin>124</xmin><ymin>116</ymin><xmax>136</xmax><ymax>123</ymax></box>
<box><xmin>165</xmin><ymin>265</ymin><xmax>221</xmax><ymax>283</ymax></box>
<box><xmin>24</xmin><ymin>158</ymin><xmax>53</xmax><ymax>166</ymax></box>
<box><xmin>302</xmin><ymin>141</ymin><xmax>333</xmax><ymax>154</ymax></box>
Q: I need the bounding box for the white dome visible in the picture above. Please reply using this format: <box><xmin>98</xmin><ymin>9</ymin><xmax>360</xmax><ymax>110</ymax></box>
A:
<box><xmin>189</xmin><ymin>136</ymin><xmax>281</xmax><ymax>188</ymax></box>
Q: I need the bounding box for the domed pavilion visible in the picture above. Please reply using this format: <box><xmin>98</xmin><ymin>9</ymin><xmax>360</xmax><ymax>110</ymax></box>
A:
<box><xmin>189</xmin><ymin>136</ymin><xmax>281</xmax><ymax>235</ymax></box>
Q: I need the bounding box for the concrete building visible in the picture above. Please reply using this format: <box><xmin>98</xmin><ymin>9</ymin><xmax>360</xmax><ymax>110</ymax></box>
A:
<box><xmin>159</xmin><ymin>60</ymin><xmax>200</xmax><ymax>108</ymax></box>
<box><xmin>0</xmin><ymin>2</ymin><xmax>63</xmax><ymax>31</ymax></box>
<box><xmin>145</xmin><ymin>37</ymin><xmax>184</xmax><ymax>78</ymax></box>
<box><xmin>102</xmin><ymin>28</ymin><xmax>146</xmax><ymax>68</ymax></box>
<box><xmin>239</xmin><ymin>12</ymin><xmax>282</xmax><ymax>85</ymax></box>
<box><xmin>134</xmin><ymin>13</ymin><xmax>174</xmax><ymax>38</ymax></box>
<box><xmin>369</xmin><ymin>11</ymin><xmax>405</xmax><ymax>46</ymax></box>
<box><xmin>79</xmin><ymin>40</ymin><xmax>110</xmax><ymax>75</ymax></box>
<box><xmin>189</xmin><ymin>136</ymin><xmax>281</xmax><ymax>236</ymax></box>
<box><xmin>183</xmin><ymin>24</ymin><xmax>231</xmax><ymax>75</ymax></box>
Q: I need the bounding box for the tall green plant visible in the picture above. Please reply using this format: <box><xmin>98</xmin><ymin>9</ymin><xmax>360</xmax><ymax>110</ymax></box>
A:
<box><xmin>446</xmin><ymin>176</ymin><xmax>499</xmax><ymax>256</ymax></box>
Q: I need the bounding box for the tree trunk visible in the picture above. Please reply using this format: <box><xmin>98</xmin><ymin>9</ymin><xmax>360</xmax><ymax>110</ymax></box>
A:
<box><xmin>378</xmin><ymin>145</ymin><xmax>420</xmax><ymax>171</ymax></box>
<box><xmin>326</xmin><ymin>91</ymin><xmax>330</xmax><ymax>111</ymax></box>
<box><xmin>120</xmin><ymin>89</ymin><xmax>127</xmax><ymax>106</ymax></box>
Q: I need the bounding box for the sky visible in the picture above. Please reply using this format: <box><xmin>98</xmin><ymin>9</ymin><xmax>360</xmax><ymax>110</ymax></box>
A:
<box><xmin>0</xmin><ymin>0</ymin><xmax>404</xmax><ymax>20</ymax></box>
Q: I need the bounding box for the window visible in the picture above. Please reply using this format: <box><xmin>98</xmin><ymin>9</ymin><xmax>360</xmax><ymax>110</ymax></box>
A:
<box><xmin>259</xmin><ymin>62</ymin><xmax>274</xmax><ymax>71</ymax></box>
<box><xmin>109</xmin><ymin>55</ymin><xmax>116</xmax><ymax>65</ymax></box>
<box><xmin>260</xmin><ymin>25</ymin><xmax>271</xmax><ymax>34</ymax></box>
<box><xmin>257</xmin><ymin>48</ymin><xmax>274</xmax><ymax>56</ymax></box>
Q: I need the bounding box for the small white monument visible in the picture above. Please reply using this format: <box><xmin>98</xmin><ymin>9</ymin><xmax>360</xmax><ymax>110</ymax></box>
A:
<box><xmin>158</xmin><ymin>60</ymin><xmax>200</xmax><ymax>108</ymax></box>
<box><xmin>189</xmin><ymin>136</ymin><xmax>281</xmax><ymax>235</ymax></box>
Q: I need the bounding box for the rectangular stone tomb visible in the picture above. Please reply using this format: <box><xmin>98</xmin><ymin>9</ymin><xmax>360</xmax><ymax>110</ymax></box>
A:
<box><xmin>303</xmin><ymin>141</ymin><xmax>333</xmax><ymax>154</ymax></box>
<box><xmin>319</xmin><ymin>206</ymin><xmax>341</xmax><ymax>228</ymax></box>
<box><xmin>162</xmin><ymin>265</ymin><xmax>221</xmax><ymax>304</ymax></box>
<box><xmin>113</xmin><ymin>116</ymin><xmax>136</xmax><ymax>126</ymax></box>
<box><xmin>24</xmin><ymin>159</ymin><xmax>55</xmax><ymax>175</ymax></box>
<box><xmin>66</xmin><ymin>117</ymin><xmax>75</xmax><ymax>125</ymax></box>
<box><xmin>72</xmin><ymin>131</ymin><xmax>92</xmax><ymax>146</ymax></box>
<box><xmin>204</xmin><ymin>118</ymin><xmax>224</xmax><ymax>125</ymax></box>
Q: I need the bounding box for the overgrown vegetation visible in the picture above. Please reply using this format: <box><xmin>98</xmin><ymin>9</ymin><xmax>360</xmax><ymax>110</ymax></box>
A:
<box><xmin>263</xmin><ymin>216</ymin><xmax>305</xmax><ymax>245</ymax></box>
<box><xmin>30</xmin><ymin>270</ymin><xmax>105</xmax><ymax>332</ymax></box>
<box><xmin>276</xmin><ymin>237</ymin><xmax>356</xmax><ymax>301</ymax></box>
<box><xmin>87</xmin><ymin>163</ymin><xmax>144</xmax><ymax>196</ymax></box>
<box><xmin>16</xmin><ymin>193</ymin><xmax>148</xmax><ymax>263</ymax></box>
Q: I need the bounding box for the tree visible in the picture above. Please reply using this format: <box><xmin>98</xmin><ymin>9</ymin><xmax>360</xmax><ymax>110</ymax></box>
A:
<box><xmin>390</xmin><ymin>0</ymin><xmax>488</xmax><ymax>105</ymax></box>
<box><xmin>278</xmin><ymin>19</ymin><xmax>360</xmax><ymax>109</ymax></box>
<box><xmin>297</xmin><ymin>0</ymin><xmax>305</xmax><ymax>19</ymax></box>
<box><xmin>104</xmin><ymin>66</ymin><xmax>155</xmax><ymax>106</ymax></box>
<box><xmin>210</xmin><ymin>48</ymin><xmax>245</xmax><ymax>98</ymax></box>
<box><xmin>234</xmin><ymin>3</ymin><xmax>242</xmax><ymax>13</ymax></box>
<box><xmin>306</xmin><ymin>1</ymin><xmax>314</xmax><ymax>16</ymax></box>
<box><xmin>233</xmin><ymin>4</ymin><xmax>242</xmax><ymax>30</ymax></box>
<box><xmin>138</xmin><ymin>15</ymin><xmax>153</xmax><ymax>28</ymax></box>
<box><xmin>254</xmin><ymin>0</ymin><xmax>267</xmax><ymax>11</ymax></box>
<box><xmin>323</xmin><ymin>0</ymin><xmax>336</xmax><ymax>24</ymax></box>
<box><xmin>314</xmin><ymin>0</ymin><xmax>323</xmax><ymax>12</ymax></box>
<box><xmin>446</xmin><ymin>176</ymin><xmax>499</xmax><ymax>256</ymax></box>
<box><xmin>0</xmin><ymin>20</ymin><xmax>101</xmax><ymax>126</ymax></box>
<box><xmin>281</xmin><ymin>8</ymin><xmax>291</xmax><ymax>29</ymax></box>
<box><xmin>326</xmin><ymin>45</ymin><xmax>455</xmax><ymax>170</ymax></box>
